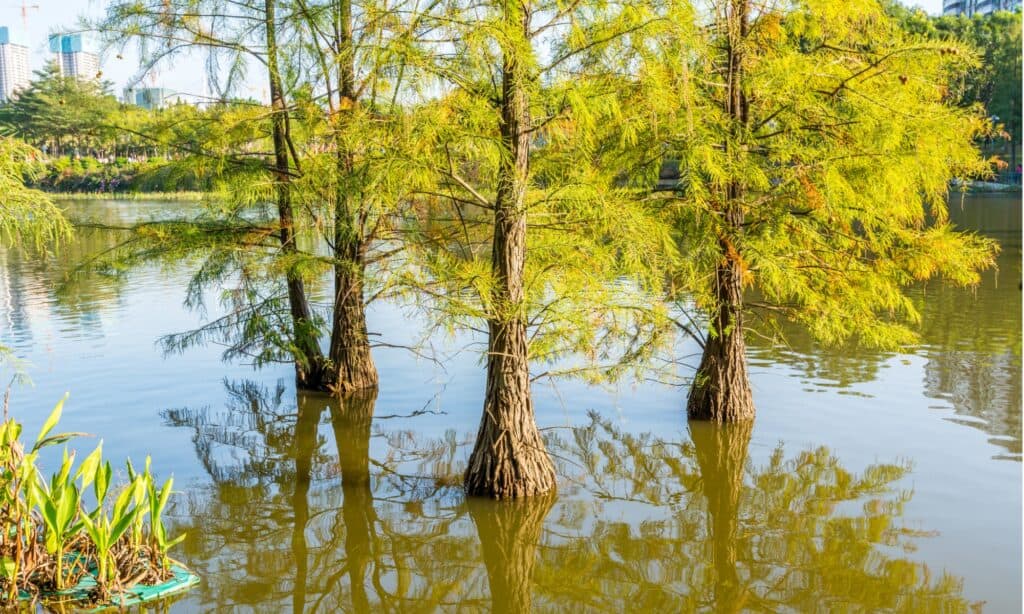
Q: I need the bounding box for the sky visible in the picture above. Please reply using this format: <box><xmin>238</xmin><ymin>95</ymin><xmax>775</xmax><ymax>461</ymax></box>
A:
<box><xmin>0</xmin><ymin>0</ymin><xmax>266</xmax><ymax>100</ymax></box>
<box><xmin>0</xmin><ymin>0</ymin><xmax>947</xmax><ymax>99</ymax></box>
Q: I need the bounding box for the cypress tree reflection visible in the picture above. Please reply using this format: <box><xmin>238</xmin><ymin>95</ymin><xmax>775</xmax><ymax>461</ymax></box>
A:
<box><xmin>164</xmin><ymin>380</ymin><xmax>474</xmax><ymax>611</ymax></box>
<box><xmin>165</xmin><ymin>390</ymin><xmax>974</xmax><ymax>611</ymax></box>
<box><xmin>546</xmin><ymin>415</ymin><xmax>976</xmax><ymax>612</ymax></box>
<box><xmin>468</xmin><ymin>494</ymin><xmax>555</xmax><ymax>614</ymax></box>
<box><xmin>326</xmin><ymin>390</ymin><xmax>377</xmax><ymax>612</ymax></box>
<box><xmin>689</xmin><ymin>420</ymin><xmax>753</xmax><ymax>613</ymax></box>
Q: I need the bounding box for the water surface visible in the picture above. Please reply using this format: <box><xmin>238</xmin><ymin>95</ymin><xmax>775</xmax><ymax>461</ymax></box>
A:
<box><xmin>0</xmin><ymin>195</ymin><xmax>1019</xmax><ymax>612</ymax></box>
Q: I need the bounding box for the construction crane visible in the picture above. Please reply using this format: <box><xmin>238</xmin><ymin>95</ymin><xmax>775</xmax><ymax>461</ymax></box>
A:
<box><xmin>12</xmin><ymin>1</ymin><xmax>38</xmax><ymax>31</ymax></box>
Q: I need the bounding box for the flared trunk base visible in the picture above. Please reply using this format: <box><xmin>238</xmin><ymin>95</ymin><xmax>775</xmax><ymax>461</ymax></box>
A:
<box><xmin>687</xmin><ymin>333</ymin><xmax>755</xmax><ymax>422</ymax></box>
<box><xmin>464</xmin><ymin>387</ymin><xmax>556</xmax><ymax>499</ymax></box>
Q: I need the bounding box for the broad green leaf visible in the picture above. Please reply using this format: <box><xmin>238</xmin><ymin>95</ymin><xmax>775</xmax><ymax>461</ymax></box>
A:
<box><xmin>34</xmin><ymin>394</ymin><xmax>67</xmax><ymax>447</ymax></box>
<box><xmin>109</xmin><ymin>506</ymin><xmax>139</xmax><ymax>544</ymax></box>
<box><xmin>76</xmin><ymin>442</ymin><xmax>104</xmax><ymax>487</ymax></box>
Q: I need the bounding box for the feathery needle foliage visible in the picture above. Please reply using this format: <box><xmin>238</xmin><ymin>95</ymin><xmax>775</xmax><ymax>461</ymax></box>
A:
<box><xmin>638</xmin><ymin>0</ymin><xmax>1001</xmax><ymax>421</ymax></box>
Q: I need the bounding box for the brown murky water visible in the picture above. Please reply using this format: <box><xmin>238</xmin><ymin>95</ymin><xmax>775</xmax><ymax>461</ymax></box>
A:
<box><xmin>0</xmin><ymin>194</ymin><xmax>1019</xmax><ymax>612</ymax></box>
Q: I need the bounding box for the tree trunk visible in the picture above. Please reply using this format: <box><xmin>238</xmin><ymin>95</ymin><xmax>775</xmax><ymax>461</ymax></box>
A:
<box><xmin>468</xmin><ymin>494</ymin><xmax>554</xmax><ymax>614</ymax></box>
<box><xmin>327</xmin><ymin>239</ymin><xmax>378</xmax><ymax>393</ymax></box>
<box><xmin>464</xmin><ymin>3</ymin><xmax>556</xmax><ymax>499</ymax></box>
<box><xmin>687</xmin><ymin>225</ymin><xmax>754</xmax><ymax>422</ymax></box>
<box><xmin>265</xmin><ymin>0</ymin><xmax>328</xmax><ymax>390</ymax></box>
<box><xmin>690</xmin><ymin>420</ymin><xmax>752</xmax><ymax>613</ymax></box>
<box><xmin>327</xmin><ymin>390</ymin><xmax>377</xmax><ymax>611</ymax></box>
<box><xmin>687</xmin><ymin>0</ymin><xmax>754</xmax><ymax>423</ymax></box>
<box><xmin>325</xmin><ymin>0</ymin><xmax>378</xmax><ymax>394</ymax></box>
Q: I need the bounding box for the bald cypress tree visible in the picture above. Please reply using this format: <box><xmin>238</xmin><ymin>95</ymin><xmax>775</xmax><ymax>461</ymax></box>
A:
<box><xmin>101</xmin><ymin>0</ymin><xmax>437</xmax><ymax>393</ymax></box>
<box><xmin>649</xmin><ymin>0</ymin><xmax>999</xmax><ymax>421</ymax></box>
<box><xmin>411</xmin><ymin>0</ymin><xmax>672</xmax><ymax>497</ymax></box>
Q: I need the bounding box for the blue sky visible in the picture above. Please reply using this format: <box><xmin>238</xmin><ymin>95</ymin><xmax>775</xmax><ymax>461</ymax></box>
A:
<box><xmin>0</xmin><ymin>0</ymin><xmax>947</xmax><ymax>98</ymax></box>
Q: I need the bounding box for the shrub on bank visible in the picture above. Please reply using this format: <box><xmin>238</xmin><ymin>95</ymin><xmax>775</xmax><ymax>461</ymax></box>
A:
<box><xmin>27</xmin><ymin>156</ymin><xmax>211</xmax><ymax>194</ymax></box>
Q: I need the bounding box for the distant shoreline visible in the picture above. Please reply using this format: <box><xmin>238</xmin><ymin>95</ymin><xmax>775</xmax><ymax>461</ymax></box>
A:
<box><xmin>48</xmin><ymin>191</ymin><xmax>207</xmax><ymax>201</ymax></box>
<box><xmin>962</xmin><ymin>181</ymin><xmax>1023</xmax><ymax>194</ymax></box>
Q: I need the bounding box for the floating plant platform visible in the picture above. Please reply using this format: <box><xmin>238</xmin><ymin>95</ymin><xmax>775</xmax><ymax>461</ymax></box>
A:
<box><xmin>22</xmin><ymin>563</ymin><xmax>199</xmax><ymax>611</ymax></box>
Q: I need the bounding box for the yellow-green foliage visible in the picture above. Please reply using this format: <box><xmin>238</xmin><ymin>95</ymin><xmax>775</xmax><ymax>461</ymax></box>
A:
<box><xmin>0</xmin><ymin>138</ymin><xmax>71</xmax><ymax>250</ymax></box>
<box><xmin>653</xmin><ymin>0</ymin><xmax>999</xmax><ymax>350</ymax></box>
<box><xmin>400</xmin><ymin>0</ymin><xmax>679</xmax><ymax>382</ymax></box>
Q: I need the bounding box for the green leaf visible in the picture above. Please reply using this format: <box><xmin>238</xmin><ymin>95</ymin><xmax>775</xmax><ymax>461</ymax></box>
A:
<box><xmin>57</xmin><ymin>484</ymin><xmax>79</xmax><ymax>530</ymax></box>
<box><xmin>33</xmin><ymin>432</ymin><xmax>86</xmax><ymax>452</ymax></box>
<box><xmin>109</xmin><ymin>506</ymin><xmax>138</xmax><ymax>545</ymax></box>
<box><xmin>0</xmin><ymin>557</ymin><xmax>15</xmax><ymax>579</ymax></box>
<box><xmin>34</xmin><ymin>394</ymin><xmax>68</xmax><ymax>448</ymax></box>
<box><xmin>164</xmin><ymin>532</ymin><xmax>187</xmax><ymax>550</ymax></box>
<box><xmin>94</xmin><ymin>460</ymin><xmax>112</xmax><ymax>505</ymax></box>
<box><xmin>79</xmin><ymin>512</ymin><xmax>103</xmax><ymax>549</ymax></box>
<box><xmin>156</xmin><ymin>477</ymin><xmax>174</xmax><ymax>517</ymax></box>
<box><xmin>113</xmin><ymin>480</ymin><xmax>136</xmax><ymax>518</ymax></box>
<box><xmin>76</xmin><ymin>441</ymin><xmax>104</xmax><ymax>487</ymax></box>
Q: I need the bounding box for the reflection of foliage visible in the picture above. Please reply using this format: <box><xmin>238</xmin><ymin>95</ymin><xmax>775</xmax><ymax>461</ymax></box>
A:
<box><xmin>746</xmin><ymin>321</ymin><xmax>886</xmax><ymax>394</ymax></box>
<box><xmin>744</xmin><ymin>198</ymin><xmax>1021</xmax><ymax>458</ymax></box>
<box><xmin>1</xmin><ymin>199</ymin><xmax>193</xmax><ymax>341</ymax></box>
<box><xmin>544</xmin><ymin>414</ymin><xmax>976</xmax><ymax>612</ymax></box>
<box><xmin>916</xmin><ymin>214</ymin><xmax>1021</xmax><ymax>459</ymax></box>
<box><xmin>165</xmin><ymin>386</ymin><xmax>974</xmax><ymax>612</ymax></box>
<box><xmin>166</xmin><ymin>380</ymin><xmax>477</xmax><ymax>612</ymax></box>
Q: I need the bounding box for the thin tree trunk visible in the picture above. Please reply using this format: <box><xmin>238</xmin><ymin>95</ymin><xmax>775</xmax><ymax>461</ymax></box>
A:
<box><xmin>464</xmin><ymin>2</ymin><xmax>556</xmax><ymax>499</ymax></box>
<box><xmin>468</xmin><ymin>494</ymin><xmax>554</xmax><ymax>614</ymax></box>
<box><xmin>327</xmin><ymin>390</ymin><xmax>377</xmax><ymax>611</ymax></box>
<box><xmin>266</xmin><ymin>0</ymin><xmax>328</xmax><ymax>390</ymax></box>
<box><xmin>326</xmin><ymin>0</ymin><xmax>378</xmax><ymax>394</ymax></box>
<box><xmin>688</xmin><ymin>0</ymin><xmax>755</xmax><ymax>423</ymax></box>
<box><xmin>690</xmin><ymin>420</ymin><xmax>752</xmax><ymax>613</ymax></box>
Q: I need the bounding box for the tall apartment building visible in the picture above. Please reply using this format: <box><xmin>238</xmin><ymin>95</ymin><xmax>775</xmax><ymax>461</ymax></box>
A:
<box><xmin>123</xmin><ymin>86</ymin><xmax>173</xmax><ymax>110</ymax></box>
<box><xmin>943</xmin><ymin>0</ymin><xmax>1022</xmax><ymax>15</ymax></box>
<box><xmin>48</xmin><ymin>34</ymin><xmax>100</xmax><ymax>80</ymax></box>
<box><xmin>0</xmin><ymin>27</ymin><xmax>30</xmax><ymax>103</ymax></box>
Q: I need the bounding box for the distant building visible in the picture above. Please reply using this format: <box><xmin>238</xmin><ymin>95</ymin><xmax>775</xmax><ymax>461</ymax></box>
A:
<box><xmin>0</xmin><ymin>27</ymin><xmax>30</xmax><ymax>103</ymax></box>
<box><xmin>943</xmin><ymin>0</ymin><xmax>1021</xmax><ymax>15</ymax></box>
<box><xmin>123</xmin><ymin>86</ymin><xmax>174</xmax><ymax>110</ymax></box>
<box><xmin>48</xmin><ymin>33</ymin><xmax>100</xmax><ymax>80</ymax></box>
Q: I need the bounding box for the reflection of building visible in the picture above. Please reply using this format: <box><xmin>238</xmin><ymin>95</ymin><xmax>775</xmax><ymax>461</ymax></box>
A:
<box><xmin>942</xmin><ymin>0</ymin><xmax>1021</xmax><ymax>15</ymax></box>
<box><xmin>0</xmin><ymin>27</ymin><xmax>30</xmax><ymax>102</ymax></box>
<box><xmin>48</xmin><ymin>34</ymin><xmax>100</xmax><ymax>80</ymax></box>
<box><xmin>123</xmin><ymin>86</ymin><xmax>174</xmax><ymax>109</ymax></box>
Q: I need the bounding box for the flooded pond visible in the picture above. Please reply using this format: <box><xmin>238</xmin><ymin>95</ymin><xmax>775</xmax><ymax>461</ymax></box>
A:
<box><xmin>0</xmin><ymin>194</ymin><xmax>1020</xmax><ymax>612</ymax></box>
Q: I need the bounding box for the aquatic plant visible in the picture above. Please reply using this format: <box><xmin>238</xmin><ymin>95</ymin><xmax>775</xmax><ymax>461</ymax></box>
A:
<box><xmin>0</xmin><ymin>395</ymin><xmax>189</xmax><ymax>607</ymax></box>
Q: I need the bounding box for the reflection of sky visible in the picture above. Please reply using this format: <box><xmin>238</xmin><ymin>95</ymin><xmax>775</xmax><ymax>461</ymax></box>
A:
<box><xmin>0</xmin><ymin>197</ymin><xmax>1019</xmax><ymax>612</ymax></box>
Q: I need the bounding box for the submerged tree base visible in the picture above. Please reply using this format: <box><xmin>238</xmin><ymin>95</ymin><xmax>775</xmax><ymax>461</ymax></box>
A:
<box><xmin>687</xmin><ymin>334</ymin><xmax>755</xmax><ymax>423</ymax></box>
<box><xmin>464</xmin><ymin>398</ymin><xmax>557</xmax><ymax>499</ymax></box>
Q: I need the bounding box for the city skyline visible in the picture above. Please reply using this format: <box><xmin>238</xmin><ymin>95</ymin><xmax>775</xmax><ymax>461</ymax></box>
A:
<box><xmin>0</xmin><ymin>0</ymin><xmax>973</xmax><ymax>102</ymax></box>
<box><xmin>0</xmin><ymin>26</ymin><xmax>30</xmax><ymax>102</ymax></box>
<box><xmin>0</xmin><ymin>0</ymin><xmax>950</xmax><ymax>96</ymax></box>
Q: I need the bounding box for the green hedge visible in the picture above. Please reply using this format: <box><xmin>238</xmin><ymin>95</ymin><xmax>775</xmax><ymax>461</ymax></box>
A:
<box><xmin>28</xmin><ymin>156</ymin><xmax>212</xmax><ymax>194</ymax></box>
